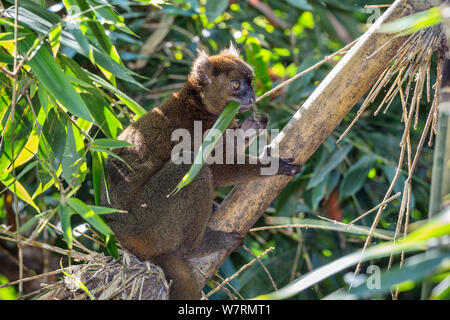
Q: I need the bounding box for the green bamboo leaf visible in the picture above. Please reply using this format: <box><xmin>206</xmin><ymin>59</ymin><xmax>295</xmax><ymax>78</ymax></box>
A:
<box><xmin>92</xmin><ymin>138</ymin><xmax>133</xmax><ymax>149</ymax></box>
<box><xmin>254</xmin><ymin>209</ymin><xmax>450</xmax><ymax>300</ymax></box>
<box><xmin>91</xmin><ymin>150</ymin><xmax>102</xmax><ymax>206</ymax></box>
<box><xmin>169</xmin><ymin>101</ymin><xmax>240</xmax><ymax>196</ymax></box>
<box><xmin>0</xmin><ymin>86</ymin><xmax>10</xmax><ymax>127</ymax></box>
<box><xmin>17</xmin><ymin>35</ymin><xmax>95</xmax><ymax>122</ymax></box>
<box><xmin>98</xmin><ymin>226</ymin><xmax>120</xmax><ymax>259</ymax></box>
<box><xmin>31</xmin><ymin>173</ymin><xmax>57</xmax><ymax>200</ymax></box>
<box><xmin>87</xmin><ymin>72</ymin><xmax>147</xmax><ymax>117</ymax></box>
<box><xmin>5</xmin><ymin>3</ymin><xmax>145</xmax><ymax>89</ymax></box>
<box><xmin>62</xmin><ymin>123</ymin><xmax>86</xmax><ymax>187</ymax></box>
<box><xmin>262</xmin><ymin>217</ymin><xmax>395</xmax><ymax>240</ymax></box>
<box><xmin>59</xmin><ymin>57</ymin><xmax>123</xmax><ymax>138</ymax></box>
<box><xmin>67</xmin><ymin>197</ymin><xmax>113</xmax><ymax>237</ymax></box>
<box><xmin>0</xmin><ymin>17</ymin><xmax>23</xmax><ymax>28</ymax></box>
<box><xmin>90</xmin><ymin>147</ymin><xmax>133</xmax><ymax>172</ymax></box>
<box><xmin>75</xmin><ymin>278</ymin><xmax>95</xmax><ymax>300</ymax></box>
<box><xmin>64</xmin><ymin>0</ymin><xmax>126</xmax><ymax>85</ymax></box>
<box><xmin>100</xmin><ymin>152</ymin><xmax>111</xmax><ymax>205</ymax></box>
<box><xmin>87</xmin><ymin>205</ymin><xmax>125</xmax><ymax>215</ymax></box>
<box><xmin>38</xmin><ymin>108</ymin><xmax>67</xmax><ymax>178</ymax></box>
<box><xmin>17</xmin><ymin>211</ymin><xmax>45</xmax><ymax>233</ymax></box>
<box><xmin>37</xmin><ymin>84</ymin><xmax>50</xmax><ymax>115</ymax></box>
<box><xmin>29</xmin><ymin>79</ymin><xmax>38</xmax><ymax>99</ymax></box>
<box><xmin>378</xmin><ymin>7</ymin><xmax>442</xmax><ymax>35</ymax></box>
<box><xmin>58</xmin><ymin>204</ymin><xmax>73</xmax><ymax>249</ymax></box>
<box><xmin>104</xmin><ymin>235</ymin><xmax>119</xmax><ymax>259</ymax></box>
<box><xmin>245</xmin><ymin>43</ymin><xmax>272</xmax><ymax>94</ymax></box>
<box><xmin>0</xmin><ymin>98</ymin><xmax>34</xmax><ymax>174</ymax></box>
<box><xmin>0</xmin><ymin>32</ymin><xmax>30</xmax><ymax>44</ymax></box>
<box><xmin>0</xmin><ymin>160</ymin><xmax>38</xmax><ymax>193</ymax></box>
<box><xmin>339</xmin><ymin>155</ymin><xmax>375</xmax><ymax>198</ymax></box>
<box><xmin>310</xmin><ymin>177</ymin><xmax>327</xmax><ymax>210</ymax></box>
<box><xmin>78</xmin><ymin>86</ymin><xmax>122</xmax><ymax>138</ymax></box>
<box><xmin>326</xmin><ymin>169</ymin><xmax>340</xmax><ymax>197</ymax></box>
<box><xmin>275</xmin><ymin>178</ymin><xmax>303</xmax><ymax>217</ymax></box>
<box><xmin>64</xmin><ymin>19</ymin><xmax>95</xmax><ymax>64</ymax></box>
<box><xmin>0</xmin><ymin>172</ymin><xmax>40</xmax><ymax>212</ymax></box>
<box><xmin>0</xmin><ymin>48</ymin><xmax>14</xmax><ymax>64</ymax></box>
<box><xmin>5</xmin><ymin>0</ymin><xmax>59</xmax><ymax>24</ymax></box>
<box><xmin>87</xmin><ymin>0</ymin><xmax>136</xmax><ymax>36</ymax></box>
<box><xmin>49</xmin><ymin>24</ymin><xmax>61</xmax><ymax>58</ymax></box>
<box><xmin>327</xmin><ymin>250</ymin><xmax>449</xmax><ymax>299</ymax></box>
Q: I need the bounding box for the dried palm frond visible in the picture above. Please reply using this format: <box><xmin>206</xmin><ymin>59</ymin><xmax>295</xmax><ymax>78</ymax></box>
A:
<box><xmin>32</xmin><ymin>250</ymin><xmax>169</xmax><ymax>300</ymax></box>
<box><xmin>338</xmin><ymin>24</ymin><xmax>444</xmax><ymax>143</ymax></box>
<box><xmin>0</xmin><ymin>221</ymin><xmax>170</xmax><ymax>300</ymax></box>
<box><xmin>337</xmin><ymin>23</ymin><xmax>445</xmax><ymax>298</ymax></box>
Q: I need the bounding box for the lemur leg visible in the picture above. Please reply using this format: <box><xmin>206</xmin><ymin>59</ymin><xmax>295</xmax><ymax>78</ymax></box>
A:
<box><xmin>105</xmin><ymin>153</ymin><xmax>242</xmax><ymax>299</ymax></box>
<box><xmin>105</xmin><ymin>156</ymin><xmax>213</xmax><ymax>259</ymax></box>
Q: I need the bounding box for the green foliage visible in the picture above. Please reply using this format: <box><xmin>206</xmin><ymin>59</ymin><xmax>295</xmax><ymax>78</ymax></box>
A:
<box><xmin>0</xmin><ymin>274</ymin><xmax>17</xmax><ymax>300</ymax></box>
<box><xmin>0</xmin><ymin>0</ymin><xmax>149</xmax><ymax>257</ymax></box>
<box><xmin>255</xmin><ymin>209</ymin><xmax>450</xmax><ymax>299</ymax></box>
<box><xmin>378</xmin><ymin>6</ymin><xmax>443</xmax><ymax>35</ymax></box>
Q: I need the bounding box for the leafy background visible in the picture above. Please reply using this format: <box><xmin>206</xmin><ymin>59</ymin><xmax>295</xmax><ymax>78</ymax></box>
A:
<box><xmin>0</xmin><ymin>0</ymin><xmax>447</xmax><ymax>300</ymax></box>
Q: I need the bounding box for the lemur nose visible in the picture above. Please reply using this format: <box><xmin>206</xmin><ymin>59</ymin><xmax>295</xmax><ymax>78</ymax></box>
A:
<box><xmin>248</xmin><ymin>97</ymin><xmax>255</xmax><ymax>105</ymax></box>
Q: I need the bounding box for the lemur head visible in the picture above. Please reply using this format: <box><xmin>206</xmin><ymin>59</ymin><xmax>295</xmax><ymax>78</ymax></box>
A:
<box><xmin>189</xmin><ymin>43</ymin><xmax>256</xmax><ymax>116</ymax></box>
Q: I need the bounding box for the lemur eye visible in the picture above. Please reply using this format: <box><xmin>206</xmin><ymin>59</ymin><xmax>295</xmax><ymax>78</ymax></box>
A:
<box><xmin>231</xmin><ymin>80</ymin><xmax>241</xmax><ymax>90</ymax></box>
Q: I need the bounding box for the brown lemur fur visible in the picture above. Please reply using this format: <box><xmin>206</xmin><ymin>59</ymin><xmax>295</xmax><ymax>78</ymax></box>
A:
<box><xmin>102</xmin><ymin>44</ymin><xmax>301</xmax><ymax>299</ymax></box>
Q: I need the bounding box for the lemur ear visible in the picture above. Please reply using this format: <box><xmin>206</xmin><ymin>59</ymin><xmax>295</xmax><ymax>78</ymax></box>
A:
<box><xmin>220</xmin><ymin>41</ymin><xmax>240</xmax><ymax>58</ymax></box>
<box><xmin>191</xmin><ymin>49</ymin><xmax>212</xmax><ymax>84</ymax></box>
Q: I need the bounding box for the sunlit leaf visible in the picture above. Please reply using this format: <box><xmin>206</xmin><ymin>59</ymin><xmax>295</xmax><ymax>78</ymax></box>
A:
<box><xmin>39</xmin><ymin>108</ymin><xmax>67</xmax><ymax>175</ymax></box>
<box><xmin>58</xmin><ymin>204</ymin><xmax>73</xmax><ymax>249</ymax></box>
<box><xmin>0</xmin><ymin>172</ymin><xmax>40</xmax><ymax>212</ymax></box>
<box><xmin>91</xmin><ymin>138</ymin><xmax>132</xmax><ymax>149</ymax></box>
<box><xmin>327</xmin><ymin>250</ymin><xmax>449</xmax><ymax>299</ymax></box>
<box><xmin>0</xmin><ymin>98</ymin><xmax>34</xmax><ymax>174</ymax></box>
<box><xmin>308</xmin><ymin>143</ymin><xmax>352</xmax><ymax>189</ymax></box>
<box><xmin>49</xmin><ymin>24</ymin><xmax>62</xmax><ymax>57</ymax></box>
<box><xmin>254</xmin><ymin>209</ymin><xmax>450</xmax><ymax>300</ymax></box>
<box><xmin>87</xmin><ymin>72</ymin><xmax>147</xmax><ymax>117</ymax></box>
<box><xmin>91</xmin><ymin>150</ymin><xmax>103</xmax><ymax>206</ymax></box>
<box><xmin>205</xmin><ymin>0</ymin><xmax>228</xmax><ymax>22</ymax></box>
<box><xmin>16</xmin><ymin>35</ymin><xmax>95</xmax><ymax>122</ymax></box>
<box><xmin>87</xmin><ymin>205</ymin><xmax>125</xmax><ymax>215</ymax></box>
<box><xmin>4</xmin><ymin>2</ymin><xmax>144</xmax><ymax>89</ymax></box>
<box><xmin>62</xmin><ymin>123</ymin><xmax>86</xmax><ymax>187</ymax></box>
<box><xmin>378</xmin><ymin>6</ymin><xmax>442</xmax><ymax>35</ymax></box>
<box><xmin>67</xmin><ymin>197</ymin><xmax>113</xmax><ymax>237</ymax></box>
